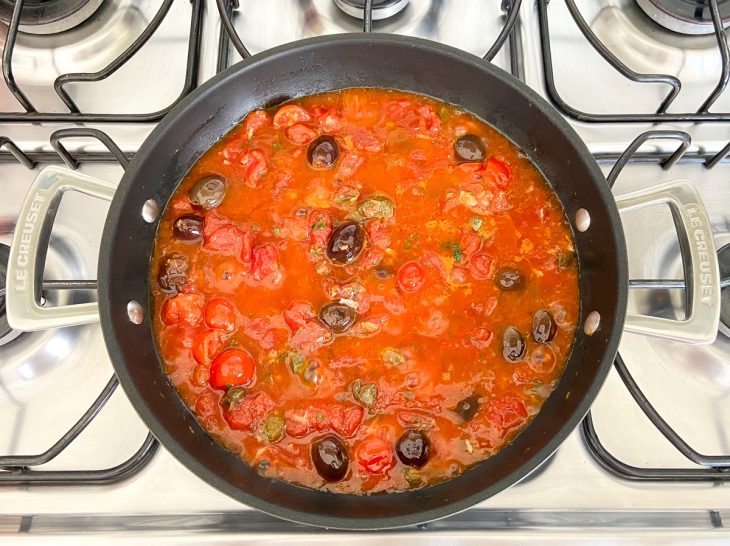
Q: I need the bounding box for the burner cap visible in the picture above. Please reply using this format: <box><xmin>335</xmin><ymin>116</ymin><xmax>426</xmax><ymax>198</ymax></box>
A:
<box><xmin>333</xmin><ymin>0</ymin><xmax>409</xmax><ymax>20</ymax></box>
<box><xmin>0</xmin><ymin>0</ymin><xmax>103</xmax><ymax>35</ymax></box>
<box><xmin>719</xmin><ymin>243</ymin><xmax>730</xmax><ymax>338</ymax></box>
<box><xmin>636</xmin><ymin>0</ymin><xmax>730</xmax><ymax>35</ymax></box>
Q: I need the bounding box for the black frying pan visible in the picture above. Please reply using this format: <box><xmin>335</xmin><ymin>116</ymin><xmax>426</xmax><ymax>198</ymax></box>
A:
<box><xmin>7</xmin><ymin>34</ymin><xmax>720</xmax><ymax>529</ymax></box>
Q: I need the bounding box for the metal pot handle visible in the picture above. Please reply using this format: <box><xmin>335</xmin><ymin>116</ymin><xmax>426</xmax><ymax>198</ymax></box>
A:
<box><xmin>6</xmin><ymin>165</ymin><xmax>116</xmax><ymax>332</ymax></box>
<box><xmin>615</xmin><ymin>180</ymin><xmax>720</xmax><ymax>344</ymax></box>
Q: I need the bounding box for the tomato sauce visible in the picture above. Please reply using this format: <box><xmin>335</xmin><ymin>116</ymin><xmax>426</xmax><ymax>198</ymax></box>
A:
<box><xmin>150</xmin><ymin>89</ymin><xmax>580</xmax><ymax>493</ymax></box>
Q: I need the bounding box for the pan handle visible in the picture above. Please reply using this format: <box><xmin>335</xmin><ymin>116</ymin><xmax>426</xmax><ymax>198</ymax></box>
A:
<box><xmin>6</xmin><ymin>165</ymin><xmax>116</xmax><ymax>332</ymax></box>
<box><xmin>615</xmin><ymin>179</ymin><xmax>720</xmax><ymax>344</ymax></box>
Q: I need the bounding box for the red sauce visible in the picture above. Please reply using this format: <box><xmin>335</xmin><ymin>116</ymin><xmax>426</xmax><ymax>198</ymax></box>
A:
<box><xmin>150</xmin><ymin>89</ymin><xmax>579</xmax><ymax>493</ymax></box>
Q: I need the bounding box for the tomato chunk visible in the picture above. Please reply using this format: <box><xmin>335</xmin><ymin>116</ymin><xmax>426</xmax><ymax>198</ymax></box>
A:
<box><xmin>209</xmin><ymin>348</ymin><xmax>256</xmax><ymax>390</ymax></box>
<box><xmin>485</xmin><ymin>158</ymin><xmax>511</xmax><ymax>189</ymax></box>
<box><xmin>240</xmin><ymin>149</ymin><xmax>267</xmax><ymax>188</ymax></box>
<box><xmin>204</xmin><ymin>298</ymin><xmax>237</xmax><ymax>332</ymax></box>
<box><xmin>336</xmin><ymin>153</ymin><xmax>364</xmax><ymax>179</ymax></box>
<box><xmin>469</xmin><ymin>253</ymin><xmax>493</xmax><ymax>280</ymax></box>
<box><xmin>285</xmin><ymin>403</ymin><xmax>364</xmax><ymax>438</ymax></box>
<box><xmin>283</xmin><ymin>301</ymin><xmax>316</xmax><ymax>333</ymax></box>
<box><xmin>203</xmin><ymin>211</ymin><xmax>254</xmax><ymax>261</ymax></box>
<box><xmin>290</xmin><ymin>320</ymin><xmax>332</xmax><ymax>354</ymax></box>
<box><xmin>224</xmin><ymin>391</ymin><xmax>275</xmax><ymax>431</ymax></box>
<box><xmin>192</xmin><ymin>329</ymin><xmax>227</xmax><ymax>365</ymax></box>
<box><xmin>356</xmin><ymin>436</ymin><xmax>395</xmax><ymax>474</ymax></box>
<box><xmin>251</xmin><ymin>245</ymin><xmax>280</xmax><ymax>282</ymax></box>
<box><xmin>161</xmin><ymin>293</ymin><xmax>204</xmax><ymax>326</ymax></box>
<box><xmin>285</xmin><ymin>123</ymin><xmax>318</xmax><ymax>145</ymax></box>
<box><xmin>273</xmin><ymin>104</ymin><xmax>311</xmax><ymax>129</ymax></box>
<box><xmin>243</xmin><ymin>110</ymin><xmax>269</xmax><ymax>138</ymax></box>
<box><xmin>397</xmin><ymin>261</ymin><xmax>425</xmax><ymax>293</ymax></box>
<box><xmin>488</xmin><ymin>396</ymin><xmax>527</xmax><ymax>436</ymax></box>
<box><xmin>308</xmin><ymin>209</ymin><xmax>333</xmax><ymax>247</ymax></box>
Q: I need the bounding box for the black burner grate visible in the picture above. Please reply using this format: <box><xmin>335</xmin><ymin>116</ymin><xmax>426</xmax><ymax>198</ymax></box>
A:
<box><xmin>539</xmin><ymin>0</ymin><xmax>730</xmax><ymax>122</ymax></box>
<box><xmin>0</xmin><ymin>0</ymin><xmax>203</xmax><ymax>123</ymax></box>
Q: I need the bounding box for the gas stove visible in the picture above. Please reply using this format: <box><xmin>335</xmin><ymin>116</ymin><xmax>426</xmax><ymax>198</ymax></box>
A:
<box><xmin>2</xmin><ymin>0</ymin><xmax>730</xmax><ymax>543</ymax></box>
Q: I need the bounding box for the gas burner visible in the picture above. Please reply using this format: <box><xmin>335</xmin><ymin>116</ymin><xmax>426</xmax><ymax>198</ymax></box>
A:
<box><xmin>636</xmin><ymin>0</ymin><xmax>730</xmax><ymax>35</ymax></box>
<box><xmin>0</xmin><ymin>243</ymin><xmax>21</xmax><ymax>346</ymax></box>
<box><xmin>0</xmin><ymin>0</ymin><xmax>103</xmax><ymax>35</ymax></box>
<box><xmin>719</xmin><ymin>243</ymin><xmax>730</xmax><ymax>338</ymax></box>
<box><xmin>333</xmin><ymin>0</ymin><xmax>409</xmax><ymax>20</ymax></box>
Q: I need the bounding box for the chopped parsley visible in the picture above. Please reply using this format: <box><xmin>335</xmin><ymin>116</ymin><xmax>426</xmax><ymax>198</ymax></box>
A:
<box><xmin>446</xmin><ymin>241</ymin><xmax>463</xmax><ymax>263</ymax></box>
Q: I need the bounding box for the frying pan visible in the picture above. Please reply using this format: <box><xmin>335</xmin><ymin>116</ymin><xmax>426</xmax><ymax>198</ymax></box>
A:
<box><xmin>6</xmin><ymin>34</ymin><xmax>721</xmax><ymax>529</ymax></box>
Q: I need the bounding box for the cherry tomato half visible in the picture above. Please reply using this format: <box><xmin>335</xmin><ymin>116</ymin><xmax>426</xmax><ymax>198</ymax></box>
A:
<box><xmin>397</xmin><ymin>261</ymin><xmax>425</xmax><ymax>293</ymax></box>
<box><xmin>209</xmin><ymin>348</ymin><xmax>256</xmax><ymax>390</ymax></box>
<box><xmin>356</xmin><ymin>436</ymin><xmax>395</xmax><ymax>475</ymax></box>
<box><xmin>272</xmin><ymin>104</ymin><xmax>311</xmax><ymax>129</ymax></box>
<box><xmin>192</xmin><ymin>329</ymin><xmax>227</xmax><ymax>365</ymax></box>
<box><xmin>204</xmin><ymin>298</ymin><xmax>236</xmax><ymax>332</ymax></box>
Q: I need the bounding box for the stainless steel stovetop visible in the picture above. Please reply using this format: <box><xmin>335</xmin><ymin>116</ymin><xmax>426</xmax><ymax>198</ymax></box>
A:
<box><xmin>2</xmin><ymin>1</ymin><xmax>730</xmax><ymax>544</ymax></box>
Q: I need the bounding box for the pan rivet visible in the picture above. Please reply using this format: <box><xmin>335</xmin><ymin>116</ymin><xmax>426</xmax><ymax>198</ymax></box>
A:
<box><xmin>584</xmin><ymin>311</ymin><xmax>600</xmax><ymax>336</ymax></box>
<box><xmin>575</xmin><ymin>208</ymin><xmax>590</xmax><ymax>232</ymax></box>
<box><xmin>142</xmin><ymin>199</ymin><xmax>159</xmax><ymax>223</ymax></box>
<box><xmin>127</xmin><ymin>300</ymin><xmax>144</xmax><ymax>325</ymax></box>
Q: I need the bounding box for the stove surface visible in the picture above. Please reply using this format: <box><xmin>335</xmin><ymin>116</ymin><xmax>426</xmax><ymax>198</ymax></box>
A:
<box><xmin>1</xmin><ymin>0</ymin><xmax>730</xmax><ymax>543</ymax></box>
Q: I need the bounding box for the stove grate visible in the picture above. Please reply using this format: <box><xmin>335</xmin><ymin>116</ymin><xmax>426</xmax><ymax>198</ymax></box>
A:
<box><xmin>539</xmin><ymin>0</ymin><xmax>730</xmax><ymax>123</ymax></box>
<box><xmin>0</xmin><ymin>0</ymin><xmax>203</xmax><ymax>123</ymax></box>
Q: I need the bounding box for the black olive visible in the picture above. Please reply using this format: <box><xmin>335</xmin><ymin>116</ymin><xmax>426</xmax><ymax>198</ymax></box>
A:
<box><xmin>319</xmin><ymin>302</ymin><xmax>357</xmax><ymax>333</ymax></box>
<box><xmin>396</xmin><ymin>429</ymin><xmax>430</xmax><ymax>468</ymax></box>
<box><xmin>495</xmin><ymin>267</ymin><xmax>525</xmax><ymax>291</ymax></box>
<box><xmin>454</xmin><ymin>395</ymin><xmax>480</xmax><ymax>422</ymax></box>
<box><xmin>307</xmin><ymin>136</ymin><xmax>339</xmax><ymax>169</ymax></box>
<box><xmin>173</xmin><ymin>215</ymin><xmax>204</xmax><ymax>242</ymax></box>
<box><xmin>157</xmin><ymin>254</ymin><xmax>189</xmax><ymax>293</ymax></box>
<box><xmin>189</xmin><ymin>176</ymin><xmax>226</xmax><ymax>209</ymax></box>
<box><xmin>503</xmin><ymin>326</ymin><xmax>526</xmax><ymax>362</ymax></box>
<box><xmin>532</xmin><ymin>309</ymin><xmax>557</xmax><ymax>343</ymax></box>
<box><xmin>374</xmin><ymin>267</ymin><xmax>393</xmax><ymax>279</ymax></box>
<box><xmin>454</xmin><ymin>134</ymin><xmax>486</xmax><ymax>162</ymax></box>
<box><xmin>311</xmin><ymin>435</ymin><xmax>349</xmax><ymax>482</ymax></box>
<box><xmin>326</xmin><ymin>221</ymin><xmax>366</xmax><ymax>265</ymax></box>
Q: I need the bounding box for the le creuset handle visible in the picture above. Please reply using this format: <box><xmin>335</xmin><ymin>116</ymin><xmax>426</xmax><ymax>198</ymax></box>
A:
<box><xmin>615</xmin><ymin>179</ymin><xmax>720</xmax><ymax>344</ymax></box>
<box><xmin>6</xmin><ymin>165</ymin><xmax>115</xmax><ymax>331</ymax></box>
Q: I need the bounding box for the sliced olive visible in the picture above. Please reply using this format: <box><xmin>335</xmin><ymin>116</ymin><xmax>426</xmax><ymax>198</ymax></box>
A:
<box><xmin>532</xmin><ymin>309</ymin><xmax>557</xmax><ymax>343</ymax></box>
<box><xmin>311</xmin><ymin>435</ymin><xmax>349</xmax><ymax>482</ymax></box>
<box><xmin>495</xmin><ymin>267</ymin><xmax>525</xmax><ymax>291</ymax></box>
<box><xmin>157</xmin><ymin>254</ymin><xmax>189</xmax><ymax>293</ymax></box>
<box><xmin>454</xmin><ymin>395</ymin><xmax>480</xmax><ymax>422</ymax></box>
<box><xmin>454</xmin><ymin>134</ymin><xmax>486</xmax><ymax>162</ymax></box>
<box><xmin>396</xmin><ymin>429</ymin><xmax>430</xmax><ymax>468</ymax></box>
<box><xmin>173</xmin><ymin>215</ymin><xmax>204</xmax><ymax>242</ymax></box>
<box><xmin>319</xmin><ymin>302</ymin><xmax>356</xmax><ymax>333</ymax></box>
<box><xmin>307</xmin><ymin>136</ymin><xmax>339</xmax><ymax>169</ymax></box>
<box><xmin>356</xmin><ymin>195</ymin><xmax>394</xmax><ymax>220</ymax></box>
<box><xmin>503</xmin><ymin>326</ymin><xmax>526</xmax><ymax>362</ymax></box>
<box><xmin>326</xmin><ymin>221</ymin><xmax>366</xmax><ymax>265</ymax></box>
<box><xmin>189</xmin><ymin>176</ymin><xmax>226</xmax><ymax>209</ymax></box>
